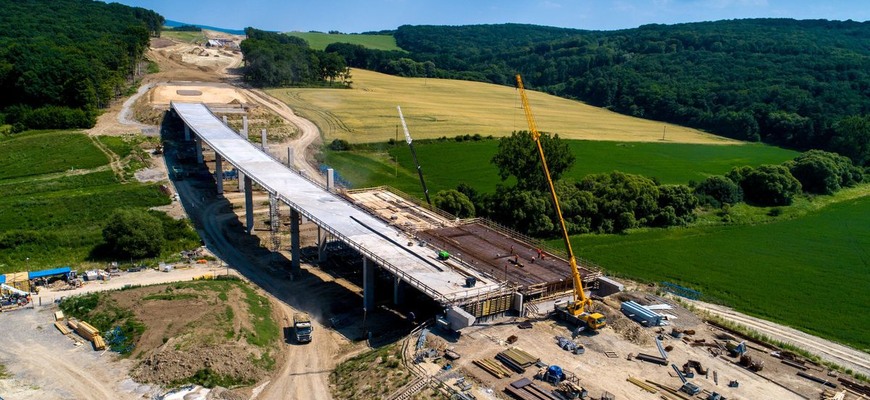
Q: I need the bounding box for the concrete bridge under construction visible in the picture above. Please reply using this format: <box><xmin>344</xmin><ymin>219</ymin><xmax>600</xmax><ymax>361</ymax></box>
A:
<box><xmin>170</xmin><ymin>101</ymin><xmax>607</xmax><ymax>324</ymax></box>
<box><xmin>170</xmin><ymin>101</ymin><xmax>513</xmax><ymax>317</ymax></box>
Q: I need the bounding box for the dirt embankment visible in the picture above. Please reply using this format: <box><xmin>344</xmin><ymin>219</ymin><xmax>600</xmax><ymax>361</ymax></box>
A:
<box><xmin>66</xmin><ymin>279</ymin><xmax>282</xmax><ymax>391</ymax></box>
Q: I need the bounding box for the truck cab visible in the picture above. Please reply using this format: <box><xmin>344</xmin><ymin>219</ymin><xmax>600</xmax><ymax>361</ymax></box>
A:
<box><xmin>293</xmin><ymin>313</ymin><xmax>313</xmax><ymax>343</ymax></box>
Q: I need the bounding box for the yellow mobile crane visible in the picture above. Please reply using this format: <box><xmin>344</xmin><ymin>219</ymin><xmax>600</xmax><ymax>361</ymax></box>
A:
<box><xmin>516</xmin><ymin>74</ymin><xmax>606</xmax><ymax>331</ymax></box>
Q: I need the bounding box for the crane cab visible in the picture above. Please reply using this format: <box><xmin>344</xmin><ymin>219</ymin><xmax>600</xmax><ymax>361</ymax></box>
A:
<box><xmin>583</xmin><ymin>313</ymin><xmax>607</xmax><ymax>330</ymax></box>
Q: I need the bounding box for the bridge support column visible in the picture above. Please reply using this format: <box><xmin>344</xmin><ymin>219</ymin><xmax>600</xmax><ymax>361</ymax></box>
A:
<box><xmin>244</xmin><ymin>175</ymin><xmax>254</xmax><ymax>234</ymax></box>
<box><xmin>195</xmin><ymin>136</ymin><xmax>203</xmax><ymax>164</ymax></box>
<box><xmin>287</xmin><ymin>148</ymin><xmax>294</xmax><ymax>169</ymax></box>
<box><xmin>222</xmin><ymin>115</ymin><xmax>228</xmax><ymax>125</ymax></box>
<box><xmin>261</xmin><ymin>129</ymin><xmax>267</xmax><ymax>151</ymax></box>
<box><xmin>238</xmin><ymin>172</ymin><xmax>245</xmax><ymax>193</ymax></box>
<box><xmin>317</xmin><ymin>226</ymin><xmax>328</xmax><ymax>263</ymax></box>
<box><xmin>184</xmin><ymin>124</ymin><xmax>191</xmax><ymax>141</ymax></box>
<box><xmin>363</xmin><ymin>258</ymin><xmax>375</xmax><ymax>312</ymax></box>
<box><xmin>326</xmin><ymin>168</ymin><xmax>335</xmax><ymax>191</ymax></box>
<box><xmin>290</xmin><ymin>208</ymin><xmax>301</xmax><ymax>274</ymax></box>
<box><xmin>242</xmin><ymin>115</ymin><xmax>248</xmax><ymax>137</ymax></box>
<box><xmin>393</xmin><ymin>276</ymin><xmax>405</xmax><ymax>305</ymax></box>
<box><xmin>214</xmin><ymin>153</ymin><xmax>223</xmax><ymax>194</ymax></box>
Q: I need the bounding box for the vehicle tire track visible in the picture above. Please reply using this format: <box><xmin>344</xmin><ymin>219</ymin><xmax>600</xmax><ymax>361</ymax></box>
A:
<box><xmin>692</xmin><ymin>301</ymin><xmax>870</xmax><ymax>377</ymax></box>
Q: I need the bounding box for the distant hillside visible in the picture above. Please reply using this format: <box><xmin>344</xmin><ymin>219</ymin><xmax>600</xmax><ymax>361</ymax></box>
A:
<box><xmin>164</xmin><ymin>19</ymin><xmax>245</xmax><ymax>35</ymax></box>
<box><xmin>286</xmin><ymin>31</ymin><xmax>401</xmax><ymax>51</ymax></box>
<box><xmin>0</xmin><ymin>0</ymin><xmax>163</xmax><ymax>130</ymax></box>
<box><xmin>352</xmin><ymin>20</ymin><xmax>870</xmax><ymax>165</ymax></box>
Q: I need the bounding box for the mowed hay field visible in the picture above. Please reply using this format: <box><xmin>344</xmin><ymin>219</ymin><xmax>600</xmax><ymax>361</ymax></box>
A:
<box><xmin>285</xmin><ymin>32</ymin><xmax>401</xmax><ymax>51</ymax></box>
<box><xmin>564</xmin><ymin>192</ymin><xmax>870</xmax><ymax>351</ymax></box>
<box><xmin>268</xmin><ymin>69</ymin><xmax>735</xmax><ymax>145</ymax></box>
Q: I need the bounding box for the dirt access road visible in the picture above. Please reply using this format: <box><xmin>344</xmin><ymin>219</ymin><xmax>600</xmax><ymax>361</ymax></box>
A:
<box><xmin>691</xmin><ymin>300</ymin><xmax>870</xmax><ymax>377</ymax></box>
<box><xmin>172</xmin><ymin>180</ymin><xmax>345</xmax><ymax>400</ymax></box>
<box><xmin>0</xmin><ymin>308</ymin><xmax>157</xmax><ymax>400</ymax></box>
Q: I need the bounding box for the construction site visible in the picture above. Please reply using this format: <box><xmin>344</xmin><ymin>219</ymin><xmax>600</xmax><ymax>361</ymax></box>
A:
<box><xmin>1</xmin><ymin>28</ymin><xmax>868</xmax><ymax>400</ymax></box>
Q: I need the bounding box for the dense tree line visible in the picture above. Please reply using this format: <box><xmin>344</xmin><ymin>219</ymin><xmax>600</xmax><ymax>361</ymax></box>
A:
<box><xmin>355</xmin><ymin>20</ymin><xmax>870</xmax><ymax>165</ymax></box>
<box><xmin>240</xmin><ymin>28</ymin><xmax>350</xmax><ymax>87</ymax></box>
<box><xmin>435</xmin><ymin>134</ymin><xmax>864</xmax><ymax>237</ymax></box>
<box><xmin>0</xmin><ymin>0</ymin><xmax>162</xmax><ymax>130</ymax></box>
<box><xmin>444</xmin><ymin>131</ymin><xmax>698</xmax><ymax>235</ymax></box>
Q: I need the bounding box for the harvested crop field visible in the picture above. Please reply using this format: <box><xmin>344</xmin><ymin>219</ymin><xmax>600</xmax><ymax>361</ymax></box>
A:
<box><xmin>269</xmin><ymin>69</ymin><xmax>734</xmax><ymax>144</ymax></box>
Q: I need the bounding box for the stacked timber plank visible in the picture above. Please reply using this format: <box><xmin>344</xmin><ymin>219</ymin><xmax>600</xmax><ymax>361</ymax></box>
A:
<box><xmin>497</xmin><ymin>347</ymin><xmax>539</xmax><ymax>373</ymax></box>
<box><xmin>67</xmin><ymin>318</ymin><xmax>106</xmax><ymax>350</ymax></box>
<box><xmin>54</xmin><ymin>321</ymin><xmax>71</xmax><ymax>335</ymax></box>
<box><xmin>505</xmin><ymin>378</ymin><xmax>559</xmax><ymax>400</ymax></box>
<box><xmin>474</xmin><ymin>358</ymin><xmax>513</xmax><ymax>379</ymax></box>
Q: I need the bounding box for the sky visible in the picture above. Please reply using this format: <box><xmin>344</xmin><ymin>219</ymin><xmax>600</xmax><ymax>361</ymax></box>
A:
<box><xmin>110</xmin><ymin>0</ymin><xmax>869</xmax><ymax>33</ymax></box>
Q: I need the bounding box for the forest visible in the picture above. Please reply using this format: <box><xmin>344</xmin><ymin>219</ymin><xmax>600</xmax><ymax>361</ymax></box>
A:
<box><xmin>0</xmin><ymin>0</ymin><xmax>163</xmax><ymax>131</ymax></box>
<box><xmin>323</xmin><ymin>20</ymin><xmax>870</xmax><ymax>166</ymax></box>
<box><xmin>240</xmin><ymin>28</ymin><xmax>350</xmax><ymax>87</ymax></box>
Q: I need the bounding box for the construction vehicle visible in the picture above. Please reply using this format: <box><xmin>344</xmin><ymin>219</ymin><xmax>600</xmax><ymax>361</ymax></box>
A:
<box><xmin>516</xmin><ymin>74</ymin><xmax>606</xmax><ymax>331</ymax></box>
<box><xmin>293</xmin><ymin>313</ymin><xmax>313</xmax><ymax>343</ymax></box>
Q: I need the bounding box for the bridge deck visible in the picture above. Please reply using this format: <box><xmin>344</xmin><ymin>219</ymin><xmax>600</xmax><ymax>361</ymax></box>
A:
<box><xmin>171</xmin><ymin>102</ymin><xmax>503</xmax><ymax>305</ymax></box>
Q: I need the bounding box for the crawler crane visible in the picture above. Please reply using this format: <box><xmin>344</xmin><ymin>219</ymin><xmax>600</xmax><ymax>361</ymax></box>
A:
<box><xmin>516</xmin><ymin>74</ymin><xmax>606</xmax><ymax>331</ymax></box>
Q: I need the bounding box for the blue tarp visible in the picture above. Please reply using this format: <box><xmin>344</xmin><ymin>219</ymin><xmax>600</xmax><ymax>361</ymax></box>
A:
<box><xmin>0</xmin><ymin>275</ymin><xmax>5</xmax><ymax>284</ymax></box>
<box><xmin>27</xmin><ymin>266</ymin><xmax>71</xmax><ymax>280</ymax></box>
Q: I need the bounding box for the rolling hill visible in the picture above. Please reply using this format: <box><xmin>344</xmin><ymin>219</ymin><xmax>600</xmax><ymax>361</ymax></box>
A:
<box><xmin>268</xmin><ymin>68</ymin><xmax>733</xmax><ymax>144</ymax></box>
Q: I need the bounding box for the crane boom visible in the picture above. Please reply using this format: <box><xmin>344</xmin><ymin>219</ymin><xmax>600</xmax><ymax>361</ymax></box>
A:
<box><xmin>397</xmin><ymin>106</ymin><xmax>432</xmax><ymax>205</ymax></box>
<box><xmin>515</xmin><ymin>74</ymin><xmax>592</xmax><ymax>317</ymax></box>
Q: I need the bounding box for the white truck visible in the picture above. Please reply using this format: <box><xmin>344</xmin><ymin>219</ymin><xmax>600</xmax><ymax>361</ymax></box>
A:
<box><xmin>294</xmin><ymin>313</ymin><xmax>313</xmax><ymax>343</ymax></box>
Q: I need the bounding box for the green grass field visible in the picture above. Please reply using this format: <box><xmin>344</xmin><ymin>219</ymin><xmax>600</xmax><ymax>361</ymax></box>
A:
<box><xmin>324</xmin><ymin>139</ymin><xmax>798</xmax><ymax>197</ymax></box>
<box><xmin>558</xmin><ymin>192</ymin><xmax>870</xmax><ymax>351</ymax></box>
<box><xmin>0</xmin><ymin>131</ymin><xmax>108</xmax><ymax>180</ymax></box>
<box><xmin>0</xmin><ymin>131</ymin><xmax>191</xmax><ymax>273</ymax></box>
<box><xmin>160</xmin><ymin>30</ymin><xmax>207</xmax><ymax>43</ymax></box>
<box><xmin>285</xmin><ymin>32</ymin><xmax>401</xmax><ymax>51</ymax></box>
<box><xmin>269</xmin><ymin>69</ymin><xmax>732</xmax><ymax>145</ymax></box>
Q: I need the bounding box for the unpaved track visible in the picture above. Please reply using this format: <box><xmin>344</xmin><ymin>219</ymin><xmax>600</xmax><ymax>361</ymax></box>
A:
<box><xmin>245</xmin><ymin>88</ymin><xmax>325</xmax><ymax>184</ymax></box>
<box><xmin>691</xmin><ymin>300</ymin><xmax>870</xmax><ymax>377</ymax></box>
<box><xmin>0</xmin><ymin>310</ymin><xmax>151</xmax><ymax>400</ymax></box>
<box><xmin>174</xmin><ymin>183</ymin><xmax>337</xmax><ymax>400</ymax></box>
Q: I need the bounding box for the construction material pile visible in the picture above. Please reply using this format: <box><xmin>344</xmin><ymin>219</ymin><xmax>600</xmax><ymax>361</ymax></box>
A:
<box><xmin>67</xmin><ymin>318</ymin><xmax>106</xmax><ymax>350</ymax></box>
<box><xmin>473</xmin><ymin>358</ymin><xmax>513</xmax><ymax>379</ymax></box>
<box><xmin>606</xmin><ymin>310</ymin><xmax>651</xmax><ymax>346</ymax></box>
<box><xmin>496</xmin><ymin>347</ymin><xmax>539</xmax><ymax>373</ymax></box>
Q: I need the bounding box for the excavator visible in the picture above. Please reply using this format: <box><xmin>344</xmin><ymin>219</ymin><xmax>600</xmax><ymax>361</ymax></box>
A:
<box><xmin>516</xmin><ymin>74</ymin><xmax>607</xmax><ymax>332</ymax></box>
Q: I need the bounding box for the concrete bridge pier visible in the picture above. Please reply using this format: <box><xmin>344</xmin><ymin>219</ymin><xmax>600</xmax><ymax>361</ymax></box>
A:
<box><xmin>261</xmin><ymin>129</ymin><xmax>267</xmax><ymax>151</ymax></box>
<box><xmin>290</xmin><ymin>208</ymin><xmax>301</xmax><ymax>274</ymax></box>
<box><xmin>363</xmin><ymin>257</ymin><xmax>375</xmax><ymax>312</ymax></box>
<box><xmin>214</xmin><ymin>153</ymin><xmax>223</xmax><ymax>194</ymax></box>
<box><xmin>393</xmin><ymin>276</ymin><xmax>406</xmax><ymax>305</ymax></box>
<box><xmin>326</xmin><ymin>168</ymin><xmax>335</xmax><ymax>191</ymax></box>
<box><xmin>194</xmin><ymin>136</ymin><xmax>204</xmax><ymax>164</ymax></box>
<box><xmin>287</xmin><ymin>148</ymin><xmax>294</xmax><ymax>170</ymax></box>
<box><xmin>316</xmin><ymin>226</ymin><xmax>329</xmax><ymax>263</ymax></box>
<box><xmin>242</xmin><ymin>115</ymin><xmax>248</xmax><ymax>137</ymax></box>
<box><xmin>244</xmin><ymin>175</ymin><xmax>254</xmax><ymax>234</ymax></box>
